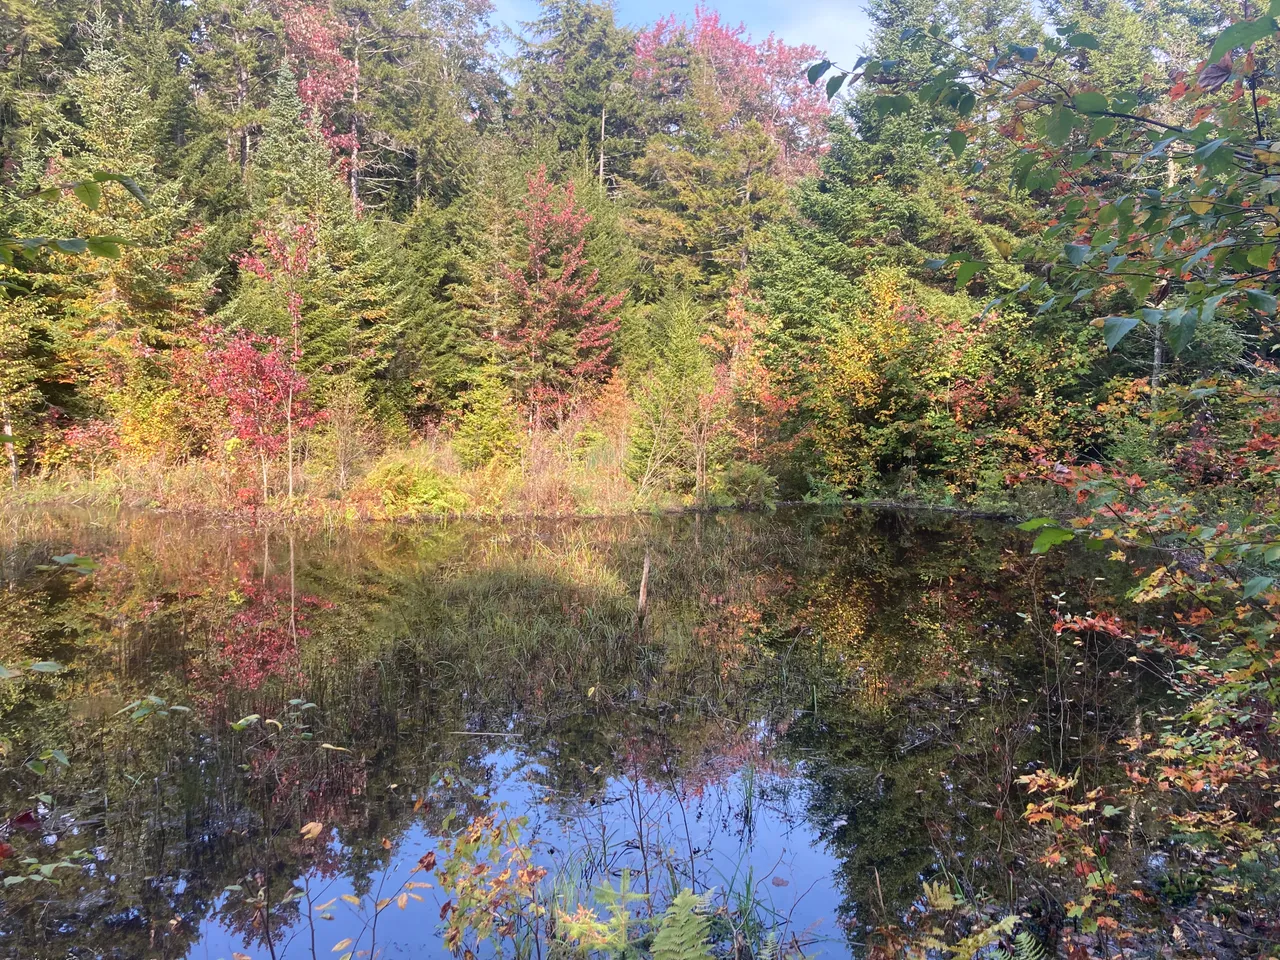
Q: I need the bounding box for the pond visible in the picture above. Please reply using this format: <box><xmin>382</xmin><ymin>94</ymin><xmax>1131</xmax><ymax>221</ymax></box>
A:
<box><xmin>0</xmin><ymin>507</ymin><xmax>1149</xmax><ymax>960</ymax></box>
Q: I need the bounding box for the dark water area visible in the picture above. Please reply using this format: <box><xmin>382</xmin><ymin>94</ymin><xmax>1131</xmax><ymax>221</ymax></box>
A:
<box><xmin>0</xmin><ymin>507</ymin><xmax>1153</xmax><ymax>960</ymax></box>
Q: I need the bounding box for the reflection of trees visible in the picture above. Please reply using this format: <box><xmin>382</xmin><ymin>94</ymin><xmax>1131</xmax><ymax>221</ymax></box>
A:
<box><xmin>768</xmin><ymin>512</ymin><xmax>1150</xmax><ymax>943</ymax></box>
<box><xmin>0</xmin><ymin>508</ymin><xmax>1150</xmax><ymax>959</ymax></box>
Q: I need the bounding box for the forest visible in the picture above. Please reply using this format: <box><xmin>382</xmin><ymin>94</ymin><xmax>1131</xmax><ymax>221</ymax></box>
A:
<box><xmin>5</xmin><ymin>0</ymin><xmax>1280</xmax><ymax>958</ymax></box>
<box><xmin>0</xmin><ymin>0</ymin><xmax>1235</xmax><ymax>518</ymax></box>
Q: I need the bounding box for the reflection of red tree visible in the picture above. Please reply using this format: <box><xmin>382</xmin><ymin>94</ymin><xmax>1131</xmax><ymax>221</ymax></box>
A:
<box><xmin>195</xmin><ymin>579</ymin><xmax>327</xmax><ymax>691</ymax></box>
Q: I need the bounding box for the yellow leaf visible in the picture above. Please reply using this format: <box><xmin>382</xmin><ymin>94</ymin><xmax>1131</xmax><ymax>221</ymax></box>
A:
<box><xmin>332</xmin><ymin>939</ymin><xmax>354</xmax><ymax>952</ymax></box>
<box><xmin>300</xmin><ymin>821</ymin><xmax>324</xmax><ymax>841</ymax></box>
<box><xmin>320</xmin><ymin>743</ymin><xmax>351</xmax><ymax>753</ymax></box>
<box><xmin>341</xmin><ymin>894</ymin><xmax>361</xmax><ymax>906</ymax></box>
<box><xmin>233</xmin><ymin>954</ymin><xmax>252</xmax><ymax>960</ymax></box>
<box><xmin>397</xmin><ymin>892</ymin><xmax>409</xmax><ymax>909</ymax></box>
<box><xmin>1267</xmin><ymin>205</ymin><xmax>1280</xmax><ymax>215</ymax></box>
<box><xmin>315</xmin><ymin>898</ymin><xmax>337</xmax><ymax>911</ymax></box>
<box><xmin>376</xmin><ymin>897</ymin><xmax>392</xmax><ymax>911</ymax></box>
<box><xmin>1190</xmin><ymin>199</ymin><xmax>1213</xmax><ymax>215</ymax></box>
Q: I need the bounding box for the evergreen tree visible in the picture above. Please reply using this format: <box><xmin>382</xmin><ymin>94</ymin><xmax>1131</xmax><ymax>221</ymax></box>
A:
<box><xmin>512</xmin><ymin>0</ymin><xmax>640</xmax><ymax>185</ymax></box>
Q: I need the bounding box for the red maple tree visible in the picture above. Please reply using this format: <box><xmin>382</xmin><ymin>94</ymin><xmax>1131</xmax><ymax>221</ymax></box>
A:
<box><xmin>203</xmin><ymin>329</ymin><xmax>318</xmax><ymax>503</ymax></box>
<box><xmin>635</xmin><ymin>7</ymin><xmax>830</xmax><ymax>180</ymax></box>
<box><xmin>499</xmin><ymin>166</ymin><xmax>626</xmax><ymax>426</ymax></box>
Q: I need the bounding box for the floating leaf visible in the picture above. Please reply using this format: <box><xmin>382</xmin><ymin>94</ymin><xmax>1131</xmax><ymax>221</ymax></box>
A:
<box><xmin>300</xmin><ymin>821</ymin><xmax>325</xmax><ymax>841</ymax></box>
<box><xmin>332</xmin><ymin>939</ymin><xmax>354</xmax><ymax>952</ymax></box>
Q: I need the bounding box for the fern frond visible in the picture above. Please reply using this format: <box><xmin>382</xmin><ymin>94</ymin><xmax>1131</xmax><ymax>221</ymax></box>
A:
<box><xmin>1013</xmin><ymin>929</ymin><xmax>1048</xmax><ymax>960</ymax></box>
<box><xmin>652</xmin><ymin>889</ymin><xmax>712</xmax><ymax>960</ymax></box>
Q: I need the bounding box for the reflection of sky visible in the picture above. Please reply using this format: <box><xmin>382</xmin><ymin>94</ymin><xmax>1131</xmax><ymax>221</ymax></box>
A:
<box><xmin>193</xmin><ymin>744</ymin><xmax>847</xmax><ymax>959</ymax></box>
<box><xmin>490</xmin><ymin>0</ymin><xmax>873</xmax><ymax>61</ymax></box>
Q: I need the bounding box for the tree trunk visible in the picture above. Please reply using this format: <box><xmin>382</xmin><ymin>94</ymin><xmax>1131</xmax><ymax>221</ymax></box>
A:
<box><xmin>261</xmin><ymin>453</ymin><xmax>269</xmax><ymax>505</ymax></box>
<box><xmin>349</xmin><ymin>27</ymin><xmax>360</xmax><ymax>210</ymax></box>
<box><xmin>598</xmin><ymin>104</ymin><xmax>606</xmax><ymax>188</ymax></box>
<box><xmin>286</xmin><ymin>383</ymin><xmax>294</xmax><ymax>501</ymax></box>
<box><xmin>2</xmin><ymin>406</ymin><xmax>17</xmax><ymax>489</ymax></box>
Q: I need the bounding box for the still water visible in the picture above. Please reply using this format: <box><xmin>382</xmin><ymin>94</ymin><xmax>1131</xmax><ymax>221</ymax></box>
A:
<box><xmin>0</xmin><ymin>507</ymin><xmax>1142</xmax><ymax>960</ymax></box>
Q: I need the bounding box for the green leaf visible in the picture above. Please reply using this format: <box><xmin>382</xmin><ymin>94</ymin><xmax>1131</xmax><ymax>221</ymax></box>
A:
<box><xmin>1164</xmin><ymin>308</ymin><xmax>1198</xmax><ymax>355</ymax></box>
<box><xmin>1065</xmin><ymin>243</ymin><xmax>1090</xmax><ymax>266</ymax></box>
<box><xmin>1011</xmin><ymin>44</ymin><xmax>1039</xmax><ymax>61</ymax></box>
<box><xmin>1243</xmin><ymin>575</ymin><xmax>1275</xmax><ymax>599</ymax></box>
<box><xmin>1208</xmin><ymin>17</ymin><xmax>1278</xmax><ymax>63</ymax></box>
<box><xmin>825</xmin><ymin>73</ymin><xmax>846</xmax><ymax>99</ymax></box>
<box><xmin>28</xmin><ymin>661</ymin><xmax>63</xmax><ymax>673</ymax></box>
<box><xmin>1067</xmin><ymin>33</ymin><xmax>1099</xmax><ymax>49</ymax></box>
<box><xmin>1247</xmin><ymin>288</ymin><xmax>1277</xmax><ymax>313</ymax></box>
<box><xmin>946</xmin><ymin>129</ymin><xmax>966</xmax><ymax>160</ymax></box>
<box><xmin>873</xmin><ymin>94</ymin><xmax>913</xmax><ymax>116</ymax></box>
<box><xmin>806</xmin><ymin>60</ymin><xmax>831</xmax><ymax>84</ymax></box>
<box><xmin>1032</xmin><ymin>526</ymin><xmax>1076</xmax><ymax>553</ymax></box>
<box><xmin>1045</xmin><ymin>106</ymin><xmax>1075</xmax><ymax>146</ymax></box>
<box><xmin>1103</xmin><ymin>316</ymin><xmax>1139</xmax><ymax>349</ymax></box>
<box><xmin>955</xmin><ymin>260</ymin><xmax>985</xmax><ymax>288</ymax></box>
<box><xmin>85</xmin><ymin>238</ymin><xmax>121</xmax><ymax>258</ymax></box>
<box><xmin>1090</xmin><ymin>115</ymin><xmax>1115</xmax><ymax>141</ymax></box>
<box><xmin>0</xmin><ymin>663</ymin><xmax>18</xmax><ymax>680</ymax></box>
<box><xmin>71</xmin><ymin>180</ymin><xmax>101</xmax><ymax>210</ymax></box>
<box><xmin>1193</xmin><ymin>138</ymin><xmax>1233</xmax><ymax>176</ymax></box>
<box><xmin>1073</xmin><ymin>91</ymin><xmax>1107</xmax><ymax>113</ymax></box>
<box><xmin>1017</xmin><ymin>517</ymin><xmax>1061</xmax><ymax>531</ymax></box>
<box><xmin>1247</xmin><ymin>244</ymin><xmax>1276</xmax><ymax>268</ymax></box>
<box><xmin>51</xmin><ymin>238</ymin><xmax>88</xmax><ymax>255</ymax></box>
<box><xmin>26</xmin><ymin>760</ymin><xmax>47</xmax><ymax>775</ymax></box>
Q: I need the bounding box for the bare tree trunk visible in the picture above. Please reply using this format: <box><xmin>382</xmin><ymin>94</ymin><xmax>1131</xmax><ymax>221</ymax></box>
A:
<box><xmin>637</xmin><ymin>547</ymin><xmax>651</xmax><ymax>623</ymax></box>
<box><xmin>2</xmin><ymin>406</ymin><xmax>16</xmax><ymax>489</ymax></box>
<box><xmin>286</xmin><ymin>383</ymin><xmax>294</xmax><ymax>501</ymax></box>
<box><xmin>349</xmin><ymin>27</ymin><xmax>360</xmax><ymax>210</ymax></box>
<box><xmin>598</xmin><ymin>104</ymin><xmax>606</xmax><ymax>188</ymax></box>
<box><xmin>1151</xmin><ymin>336</ymin><xmax>1164</xmax><ymax>411</ymax></box>
<box><xmin>235</xmin><ymin>45</ymin><xmax>250</xmax><ymax>184</ymax></box>
<box><xmin>261</xmin><ymin>453</ymin><xmax>269</xmax><ymax>505</ymax></box>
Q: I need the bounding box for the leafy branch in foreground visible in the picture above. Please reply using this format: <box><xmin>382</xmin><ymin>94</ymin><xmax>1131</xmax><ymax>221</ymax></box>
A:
<box><xmin>809</xmin><ymin>11</ymin><xmax>1280</xmax><ymax>359</ymax></box>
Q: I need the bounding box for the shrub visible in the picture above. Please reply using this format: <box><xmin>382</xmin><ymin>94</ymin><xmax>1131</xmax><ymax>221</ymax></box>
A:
<box><xmin>710</xmin><ymin>461</ymin><xmax>778</xmax><ymax>509</ymax></box>
<box><xmin>451</xmin><ymin>367</ymin><xmax>522</xmax><ymax>470</ymax></box>
<box><xmin>355</xmin><ymin>453</ymin><xmax>469</xmax><ymax>518</ymax></box>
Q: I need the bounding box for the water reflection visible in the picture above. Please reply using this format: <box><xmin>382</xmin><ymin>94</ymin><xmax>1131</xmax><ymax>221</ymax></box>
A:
<box><xmin>0</xmin><ymin>508</ymin><xmax>1144</xmax><ymax>959</ymax></box>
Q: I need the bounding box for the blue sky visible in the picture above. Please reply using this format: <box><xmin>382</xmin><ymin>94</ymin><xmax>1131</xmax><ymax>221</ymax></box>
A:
<box><xmin>489</xmin><ymin>0</ymin><xmax>874</xmax><ymax>61</ymax></box>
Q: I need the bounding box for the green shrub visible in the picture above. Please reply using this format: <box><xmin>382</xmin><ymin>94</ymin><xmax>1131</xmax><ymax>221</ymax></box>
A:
<box><xmin>710</xmin><ymin>461</ymin><xmax>778</xmax><ymax>509</ymax></box>
<box><xmin>357</xmin><ymin>455</ymin><xmax>469</xmax><ymax>518</ymax></box>
<box><xmin>452</xmin><ymin>367</ymin><xmax>522</xmax><ymax>470</ymax></box>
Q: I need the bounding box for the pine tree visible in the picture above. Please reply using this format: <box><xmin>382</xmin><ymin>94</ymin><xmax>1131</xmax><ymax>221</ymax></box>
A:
<box><xmin>512</xmin><ymin>0</ymin><xmax>640</xmax><ymax>185</ymax></box>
